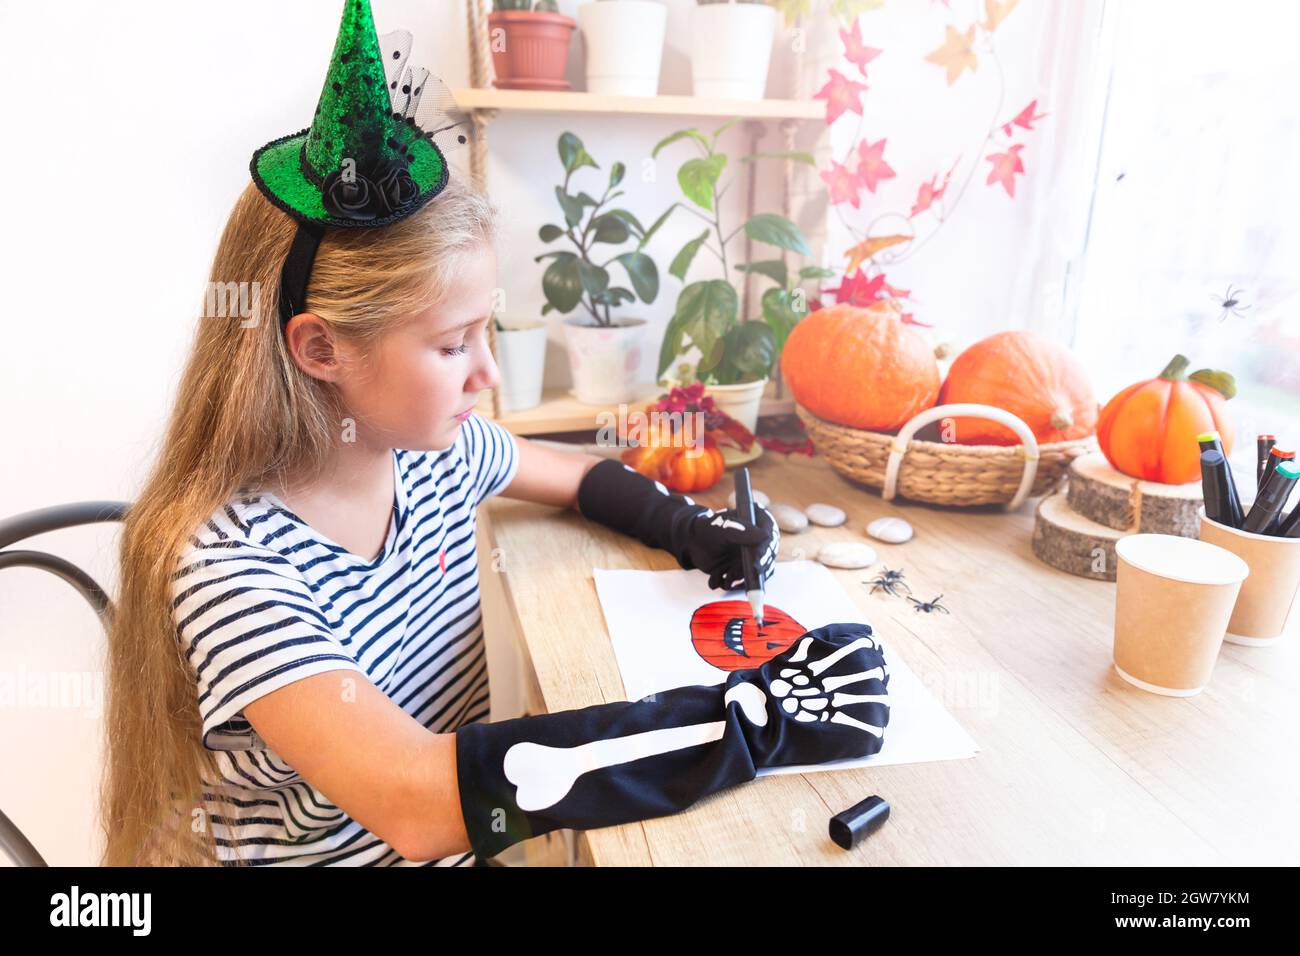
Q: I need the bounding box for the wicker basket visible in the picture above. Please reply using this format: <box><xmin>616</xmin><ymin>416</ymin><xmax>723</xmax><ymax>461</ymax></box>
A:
<box><xmin>796</xmin><ymin>401</ymin><xmax>1098</xmax><ymax>508</ymax></box>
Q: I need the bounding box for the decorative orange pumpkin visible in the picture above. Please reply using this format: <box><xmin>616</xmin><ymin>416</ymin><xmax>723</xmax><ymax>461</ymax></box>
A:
<box><xmin>620</xmin><ymin>423</ymin><xmax>726</xmax><ymax>493</ymax></box>
<box><xmin>781</xmin><ymin>301</ymin><xmax>941</xmax><ymax>432</ymax></box>
<box><xmin>937</xmin><ymin>330</ymin><xmax>1098</xmax><ymax>445</ymax></box>
<box><xmin>1097</xmin><ymin>354</ymin><xmax>1236</xmax><ymax>484</ymax></box>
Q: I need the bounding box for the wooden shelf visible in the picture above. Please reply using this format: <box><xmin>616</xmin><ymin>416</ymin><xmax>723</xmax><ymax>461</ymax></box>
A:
<box><xmin>452</xmin><ymin>88</ymin><xmax>823</xmax><ymax>121</ymax></box>
<box><xmin>482</xmin><ymin>387</ymin><xmax>796</xmax><ymax>437</ymax></box>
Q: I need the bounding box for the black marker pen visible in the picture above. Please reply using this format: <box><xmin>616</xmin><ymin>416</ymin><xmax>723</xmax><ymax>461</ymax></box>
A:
<box><xmin>1258</xmin><ymin>435</ymin><xmax>1275</xmax><ymax>487</ymax></box>
<box><xmin>1201</xmin><ymin>450</ymin><xmax>1229</xmax><ymax>526</ymax></box>
<box><xmin>1243</xmin><ymin>460</ymin><xmax>1300</xmax><ymax>534</ymax></box>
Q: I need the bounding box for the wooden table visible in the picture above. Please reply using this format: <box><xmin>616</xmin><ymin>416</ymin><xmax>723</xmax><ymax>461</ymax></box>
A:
<box><xmin>481</xmin><ymin>447</ymin><xmax>1300</xmax><ymax>865</ymax></box>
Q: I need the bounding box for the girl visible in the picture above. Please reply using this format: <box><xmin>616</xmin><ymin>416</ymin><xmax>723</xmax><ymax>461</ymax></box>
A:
<box><xmin>99</xmin><ymin>0</ymin><xmax>887</xmax><ymax>867</ymax></box>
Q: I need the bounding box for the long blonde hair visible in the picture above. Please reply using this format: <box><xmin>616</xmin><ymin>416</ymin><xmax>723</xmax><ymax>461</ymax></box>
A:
<box><xmin>100</xmin><ymin>179</ymin><xmax>498</xmax><ymax>865</ymax></box>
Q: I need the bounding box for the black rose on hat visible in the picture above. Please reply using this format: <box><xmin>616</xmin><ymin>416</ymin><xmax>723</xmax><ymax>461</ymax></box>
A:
<box><xmin>372</xmin><ymin>158</ymin><xmax>420</xmax><ymax>211</ymax></box>
<box><xmin>322</xmin><ymin>165</ymin><xmax>386</xmax><ymax>220</ymax></box>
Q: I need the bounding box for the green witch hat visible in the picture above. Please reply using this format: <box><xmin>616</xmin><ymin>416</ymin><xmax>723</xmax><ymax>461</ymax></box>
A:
<box><xmin>250</xmin><ymin>0</ymin><xmax>469</xmax><ymax>322</ymax></box>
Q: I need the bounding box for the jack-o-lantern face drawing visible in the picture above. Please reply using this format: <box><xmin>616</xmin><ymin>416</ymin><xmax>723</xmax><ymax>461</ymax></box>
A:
<box><xmin>689</xmin><ymin>600</ymin><xmax>806</xmax><ymax>672</ymax></box>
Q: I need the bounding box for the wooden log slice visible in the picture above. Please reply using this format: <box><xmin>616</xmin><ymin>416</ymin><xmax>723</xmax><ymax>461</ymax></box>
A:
<box><xmin>1032</xmin><ymin>491</ymin><xmax>1126</xmax><ymax>581</ymax></box>
<box><xmin>1066</xmin><ymin>451</ymin><xmax>1203</xmax><ymax>537</ymax></box>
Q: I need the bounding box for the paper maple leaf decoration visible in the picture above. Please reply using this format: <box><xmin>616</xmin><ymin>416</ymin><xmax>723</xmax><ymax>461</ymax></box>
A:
<box><xmin>856</xmin><ymin>138</ymin><xmax>897</xmax><ymax>192</ymax></box>
<box><xmin>814</xmin><ymin>68</ymin><xmax>869</xmax><ymax>124</ymax></box>
<box><xmin>925</xmin><ymin>24</ymin><xmax>979</xmax><ymax>86</ymax></box>
<box><xmin>985</xmin><ymin>143</ymin><xmax>1026</xmax><ymax>196</ymax></box>
<box><xmin>840</xmin><ymin>19</ymin><xmax>883</xmax><ymax>75</ymax></box>
<box><xmin>1001</xmin><ymin>99</ymin><xmax>1048</xmax><ymax>136</ymax></box>
<box><xmin>821</xmin><ymin>159</ymin><xmax>863</xmax><ymax>208</ymax></box>
<box><xmin>981</xmin><ymin>0</ymin><xmax>1020</xmax><ymax>32</ymax></box>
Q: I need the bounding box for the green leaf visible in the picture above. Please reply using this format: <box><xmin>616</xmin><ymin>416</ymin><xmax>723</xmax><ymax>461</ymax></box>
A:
<box><xmin>744</xmin><ymin>212</ymin><xmax>811</xmax><ymax>255</ymax></box>
<box><xmin>576</xmin><ymin>191</ymin><xmax>600</xmax><ymax>208</ymax></box>
<box><xmin>668</xmin><ymin>279</ymin><xmax>739</xmax><ymax>378</ymax></box>
<box><xmin>541</xmin><ymin>253</ymin><xmax>583</xmax><ymax>314</ymax></box>
<box><xmin>609</xmin><ymin>161</ymin><xmax>626</xmax><ymax>187</ymax></box>
<box><xmin>593</xmin><ymin>286</ymin><xmax>636</xmax><ymax>306</ymax></box>
<box><xmin>735</xmin><ymin>260</ymin><xmax>789</xmax><ymax>287</ymax></box>
<box><xmin>538</xmin><ymin>223</ymin><xmax>566</xmax><ymax>243</ymax></box>
<box><xmin>799</xmin><ymin>265</ymin><xmax>837</xmax><ymax>280</ymax></box>
<box><xmin>576</xmin><ymin>259</ymin><xmax>610</xmax><ymax>300</ymax></box>
<box><xmin>603</xmin><ymin>208</ymin><xmax>645</xmax><ymax>238</ymax></box>
<box><xmin>678</xmin><ymin>155</ymin><xmax>727</xmax><ymax>211</ymax></box>
<box><xmin>1189</xmin><ymin>368</ymin><xmax>1237</xmax><ymax>400</ymax></box>
<box><xmin>739</xmin><ymin>150</ymin><xmax>817</xmax><ymax>166</ymax></box>
<box><xmin>591</xmin><ymin>213</ymin><xmax>631</xmax><ymax>245</ymax></box>
<box><xmin>761</xmin><ymin>286</ymin><xmax>802</xmax><ymax>355</ymax></box>
<box><xmin>651</xmin><ymin>128</ymin><xmax>709</xmax><ymax>159</ymax></box>
<box><xmin>558</xmin><ymin>132</ymin><xmax>598</xmax><ymax>174</ymax></box>
<box><xmin>658</xmin><ymin>311</ymin><xmax>690</xmax><ymax>379</ymax></box>
<box><xmin>638</xmin><ymin>203</ymin><xmax>678</xmax><ymax>250</ymax></box>
<box><xmin>670</xmin><ymin>229</ymin><xmax>712</xmax><ymax>282</ymax></box>
<box><xmin>614</xmin><ymin>251</ymin><xmax>659</xmax><ymax>304</ymax></box>
<box><xmin>714</xmin><ymin>321</ymin><xmax>776</xmax><ymax>385</ymax></box>
<box><xmin>712</xmin><ymin>117</ymin><xmax>744</xmax><ymax>142</ymax></box>
<box><xmin>697</xmin><ymin>336</ymin><xmax>726</xmax><ymax>376</ymax></box>
<box><xmin>555</xmin><ymin>186</ymin><xmax>585</xmax><ymax>228</ymax></box>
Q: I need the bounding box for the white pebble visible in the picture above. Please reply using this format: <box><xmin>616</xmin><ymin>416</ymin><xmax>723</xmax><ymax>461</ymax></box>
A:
<box><xmin>770</xmin><ymin>503</ymin><xmax>809</xmax><ymax>533</ymax></box>
<box><xmin>727</xmin><ymin>488</ymin><xmax>770</xmax><ymax>509</ymax></box>
<box><xmin>816</xmin><ymin>542</ymin><xmax>877</xmax><ymax>569</ymax></box>
<box><xmin>867</xmin><ymin>516</ymin><xmax>914</xmax><ymax>544</ymax></box>
<box><xmin>805</xmin><ymin>503</ymin><xmax>847</xmax><ymax>527</ymax></box>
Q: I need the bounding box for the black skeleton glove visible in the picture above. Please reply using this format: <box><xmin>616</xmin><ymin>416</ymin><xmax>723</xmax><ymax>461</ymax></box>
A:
<box><xmin>577</xmin><ymin>457</ymin><xmax>780</xmax><ymax>590</ymax></box>
<box><xmin>455</xmin><ymin>623</ymin><xmax>889</xmax><ymax>861</ymax></box>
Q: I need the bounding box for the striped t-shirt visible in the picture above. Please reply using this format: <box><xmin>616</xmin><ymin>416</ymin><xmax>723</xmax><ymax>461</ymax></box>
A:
<box><xmin>171</xmin><ymin>413</ymin><xmax>519</xmax><ymax>866</ymax></box>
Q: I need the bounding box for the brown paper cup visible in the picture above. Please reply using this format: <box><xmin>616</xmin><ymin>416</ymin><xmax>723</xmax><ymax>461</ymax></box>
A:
<box><xmin>1113</xmin><ymin>534</ymin><xmax>1249</xmax><ymax>696</ymax></box>
<box><xmin>1200</xmin><ymin>511</ymin><xmax>1300</xmax><ymax>645</ymax></box>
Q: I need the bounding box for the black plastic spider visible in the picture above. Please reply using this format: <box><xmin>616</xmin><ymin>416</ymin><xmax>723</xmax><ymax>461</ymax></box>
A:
<box><xmin>908</xmin><ymin>594</ymin><xmax>949</xmax><ymax>614</ymax></box>
<box><xmin>866</xmin><ymin>566</ymin><xmax>911</xmax><ymax>598</ymax></box>
<box><xmin>1211</xmin><ymin>285</ymin><xmax>1252</xmax><ymax>323</ymax></box>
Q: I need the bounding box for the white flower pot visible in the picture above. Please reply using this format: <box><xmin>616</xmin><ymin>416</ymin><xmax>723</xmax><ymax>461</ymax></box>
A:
<box><xmin>704</xmin><ymin>377</ymin><xmax>768</xmax><ymax>435</ymax></box>
<box><xmin>496</xmin><ymin>322</ymin><xmax>548</xmax><ymax>413</ymax></box>
<box><xmin>563</xmin><ymin>316</ymin><xmax>647</xmax><ymax>405</ymax></box>
<box><xmin>578</xmin><ymin>0</ymin><xmax>667</xmax><ymax>96</ymax></box>
<box><xmin>690</xmin><ymin>2</ymin><xmax>777</xmax><ymax>100</ymax></box>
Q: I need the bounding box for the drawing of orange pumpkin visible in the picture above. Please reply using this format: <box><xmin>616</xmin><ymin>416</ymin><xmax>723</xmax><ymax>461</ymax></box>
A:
<box><xmin>690</xmin><ymin>600</ymin><xmax>806</xmax><ymax>671</ymax></box>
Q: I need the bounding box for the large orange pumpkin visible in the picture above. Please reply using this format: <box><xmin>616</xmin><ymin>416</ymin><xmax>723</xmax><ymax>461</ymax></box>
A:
<box><xmin>937</xmin><ymin>330</ymin><xmax>1098</xmax><ymax>445</ymax></box>
<box><xmin>782</xmin><ymin>301</ymin><xmax>940</xmax><ymax>432</ymax></box>
<box><xmin>1097</xmin><ymin>354</ymin><xmax>1236</xmax><ymax>484</ymax></box>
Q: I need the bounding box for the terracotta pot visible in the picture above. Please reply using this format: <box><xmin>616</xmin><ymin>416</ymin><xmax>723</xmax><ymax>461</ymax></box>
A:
<box><xmin>488</xmin><ymin>11</ymin><xmax>576</xmax><ymax>90</ymax></box>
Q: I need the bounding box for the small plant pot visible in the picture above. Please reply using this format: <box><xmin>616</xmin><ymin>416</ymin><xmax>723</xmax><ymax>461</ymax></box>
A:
<box><xmin>489</xmin><ymin>10</ymin><xmax>577</xmax><ymax>90</ymax></box>
<box><xmin>578</xmin><ymin>0</ymin><xmax>667</xmax><ymax>96</ymax></box>
<box><xmin>496</xmin><ymin>322</ymin><xmax>548</xmax><ymax>413</ymax></box>
<box><xmin>703</xmin><ymin>377</ymin><xmax>768</xmax><ymax>435</ymax></box>
<box><xmin>690</xmin><ymin>2</ymin><xmax>777</xmax><ymax>100</ymax></box>
<box><xmin>563</xmin><ymin>316</ymin><xmax>647</xmax><ymax>405</ymax></box>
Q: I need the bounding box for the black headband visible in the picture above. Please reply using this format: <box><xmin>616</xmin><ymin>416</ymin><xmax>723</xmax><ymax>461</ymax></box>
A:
<box><xmin>277</xmin><ymin>222</ymin><xmax>327</xmax><ymax>327</ymax></box>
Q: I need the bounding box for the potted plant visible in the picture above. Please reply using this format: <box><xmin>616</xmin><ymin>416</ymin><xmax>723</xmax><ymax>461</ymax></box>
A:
<box><xmin>691</xmin><ymin>0</ymin><xmax>778</xmax><ymax>100</ymax></box>
<box><xmin>493</xmin><ymin>315</ymin><xmax>548</xmax><ymax>412</ymax></box>
<box><xmin>578</xmin><ymin>1</ymin><xmax>668</xmax><ymax>96</ymax></box>
<box><xmin>537</xmin><ymin>132</ymin><xmax>666</xmax><ymax>404</ymax></box>
<box><xmin>489</xmin><ymin>0</ymin><xmax>576</xmax><ymax>91</ymax></box>
<box><xmin>650</xmin><ymin>119</ymin><xmax>830</xmax><ymax>433</ymax></box>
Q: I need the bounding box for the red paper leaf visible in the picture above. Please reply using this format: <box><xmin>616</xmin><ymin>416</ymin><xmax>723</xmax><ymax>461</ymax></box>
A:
<box><xmin>814</xmin><ymin>69</ymin><xmax>869</xmax><ymax>125</ymax></box>
<box><xmin>839</xmin><ymin>19</ymin><xmax>883</xmax><ymax>76</ymax></box>
<box><xmin>820</xmin><ymin>159</ymin><xmax>863</xmax><ymax>208</ymax></box>
<box><xmin>985</xmin><ymin>143</ymin><xmax>1026</xmax><ymax>197</ymax></box>
<box><xmin>855</xmin><ymin>137</ymin><xmax>897</xmax><ymax>193</ymax></box>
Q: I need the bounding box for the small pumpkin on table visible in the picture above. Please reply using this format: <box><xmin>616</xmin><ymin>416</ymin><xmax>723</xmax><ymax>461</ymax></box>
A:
<box><xmin>618</xmin><ymin>383</ymin><xmax>756</xmax><ymax>494</ymax></box>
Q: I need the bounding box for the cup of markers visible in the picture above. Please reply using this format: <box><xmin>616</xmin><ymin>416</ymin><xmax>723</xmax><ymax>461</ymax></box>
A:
<box><xmin>1198</xmin><ymin>431</ymin><xmax>1300</xmax><ymax>645</ymax></box>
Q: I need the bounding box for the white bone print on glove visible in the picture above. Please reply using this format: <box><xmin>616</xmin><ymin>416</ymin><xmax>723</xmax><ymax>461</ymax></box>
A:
<box><xmin>758</xmin><ymin>633</ymin><xmax>888</xmax><ymax>736</ymax></box>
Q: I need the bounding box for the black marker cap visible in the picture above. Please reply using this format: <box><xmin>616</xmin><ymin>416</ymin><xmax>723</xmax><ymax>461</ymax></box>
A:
<box><xmin>829</xmin><ymin>794</ymin><xmax>890</xmax><ymax>850</ymax></box>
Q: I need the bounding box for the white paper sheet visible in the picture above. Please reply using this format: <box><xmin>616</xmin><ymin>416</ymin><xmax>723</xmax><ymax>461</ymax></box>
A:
<box><xmin>593</xmin><ymin>560</ymin><xmax>979</xmax><ymax>774</ymax></box>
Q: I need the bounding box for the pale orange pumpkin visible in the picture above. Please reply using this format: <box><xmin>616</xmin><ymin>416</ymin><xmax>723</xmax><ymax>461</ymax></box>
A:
<box><xmin>937</xmin><ymin>330</ymin><xmax>1097</xmax><ymax>445</ymax></box>
<box><xmin>781</xmin><ymin>301</ymin><xmax>940</xmax><ymax>432</ymax></box>
<box><xmin>620</xmin><ymin>423</ymin><xmax>726</xmax><ymax>493</ymax></box>
<box><xmin>1097</xmin><ymin>355</ymin><xmax>1236</xmax><ymax>484</ymax></box>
